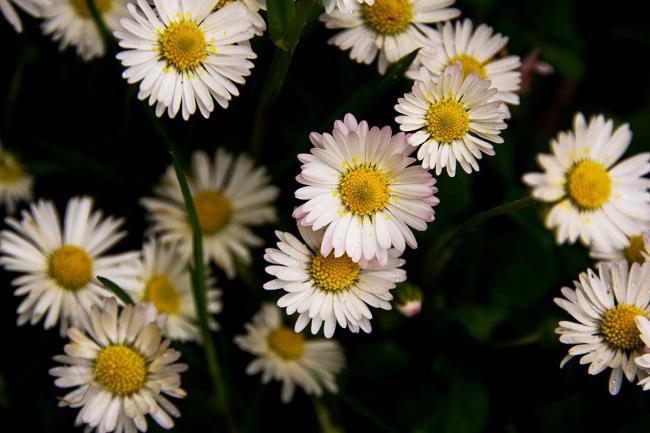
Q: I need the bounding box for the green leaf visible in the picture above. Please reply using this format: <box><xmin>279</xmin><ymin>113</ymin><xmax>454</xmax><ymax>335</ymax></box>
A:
<box><xmin>98</xmin><ymin>276</ymin><xmax>134</xmax><ymax>305</ymax></box>
<box><xmin>455</xmin><ymin>304</ymin><xmax>508</xmax><ymax>342</ymax></box>
<box><xmin>444</xmin><ymin>377</ymin><xmax>490</xmax><ymax>433</ymax></box>
<box><xmin>267</xmin><ymin>0</ymin><xmax>297</xmax><ymax>50</ymax></box>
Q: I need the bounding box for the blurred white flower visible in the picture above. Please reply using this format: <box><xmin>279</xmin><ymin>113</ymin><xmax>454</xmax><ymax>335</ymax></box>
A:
<box><xmin>0</xmin><ymin>143</ymin><xmax>33</xmax><ymax>213</ymax></box>
<box><xmin>0</xmin><ymin>0</ymin><xmax>49</xmax><ymax>32</ymax></box>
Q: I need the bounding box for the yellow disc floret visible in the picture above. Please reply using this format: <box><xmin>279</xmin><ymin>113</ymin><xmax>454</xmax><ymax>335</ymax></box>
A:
<box><xmin>310</xmin><ymin>254</ymin><xmax>360</xmax><ymax>292</ymax></box>
<box><xmin>159</xmin><ymin>21</ymin><xmax>207</xmax><ymax>72</ymax></box>
<box><xmin>339</xmin><ymin>164</ymin><xmax>391</xmax><ymax>216</ymax></box>
<box><xmin>69</xmin><ymin>0</ymin><xmax>112</xmax><ymax>17</ymax></box>
<box><xmin>449</xmin><ymin>54</ymin><xmax>487</xmax><ymax>79</ymax></box>
<box><xmin>0</xmin><ymin>152</ymin><xmax>24</xmax><ymax>184</ymax></box>
<box><xmin>624</xmin><ymin>235</ymin><xmax>648</xmax><ymax>264</ymax></box>
<box><xmin>95</xmin><ymin>345</ymin><xmax>147</xmax><ymax>395</ymax></box>
<box><xmin>193</xmin><ymin>190</ymin><xmax>232</xmax><ymax>235</ymax></box>
<box><xmin>144</xmin><ymin>274</ymin><xmax>181</xmax><ymax>315</ymax></box>
<box><xmin>566</xmin><ymin>160</ymin><xmax>612</xmax><ymax>210</ymax></box>
<box><xmin>362</xmin><ymin>0</ymin><xmax>413</xmax><ymax>35</ymax></box>
<box><xmin>48</xmin><ymin>245</ymin><xmax>93</xmax><ymax>291</ymax></box>
<box><xmin>425</xmin><ymin>99</ymin><xmax>470</xmax><ymax>143</ymax></box>
<box><xmin>600</xmin><ymin>304</ymin><xmax>645</xmax><ymax>351</ymax></box>
<box><xmin>267</xmin><ymin>326</ymin><xmax>305</xmax><ymax>360</ymax></box>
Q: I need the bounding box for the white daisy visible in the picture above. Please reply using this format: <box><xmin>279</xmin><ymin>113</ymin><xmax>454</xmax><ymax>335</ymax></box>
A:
<box><xmin>125</xmin><ymin>237</ymin><xmax>222</xmax><ymax>342</ymax></box>
<box><xmin>634</xmin><ymin>315</ymin><xmax>650</xmax><ymax>390</ymax></box>
<box><xmin>212</xmin><ymin>0</ymin><xmax>266</xmax><ymax>35</ymax></box>
<box><xmin>395</xmin><ymin>64</ymin><xmax>508</xmax><ymax>176</ymax></box>
<box><xmin>51</xmin><ymin>297</ymin><xmax>187</xmax><ymax>433</ymax></box>
<box><xmin>264</xmin><ymin>225</ymin><xmax>406</xmax><ymax>337</ymax></box>
<box><xmin>0</xmin><ymin>143</ymin><xmax>33</xmax><ymax>213</ymax></box>
<box><xmin>590</xmin><ymin>230</ymin><xmax>650</xmax><ymax>265</ymax></box>
<box><xmin>0</xmin><ymin>196</ymin><xmax>140</xmax><ymax>333</ymax></box>
<box><xmin>407</xmin><ymin>19</ymin><xmax>522</xmax><ymax>106</ymax></box>
<box><xmin>0</xmin><ymin>0</ymin><xmax>48</xmax><ymax>32</ymax></box>
<box><xmin>234</xmin><ymin>303</ymin><xmax>345</xmax><ymax>402</ymax></box>
<box><xmin>115</xmin><ymin>0</ymin><xmax>257</xmax><ymax>120</ymax></box>
<box><xmin>554</xmin><ymin>261</ymin><xmax>650</xmax><ymax>395</ymax></box>
<box><xmin>322</xmin><ymin>0</ymin><xmax>373</xmax><ymax>14</ymax></box>
<box><xmin>41</xmin><ymin>0</ymin><xmax>128</xmax><ymax>61</ymax></box>
<box><xmin>320</xmin><ymin>0</ymin><xmax>460</xmax><ymax>74</ymax></box>
<box><xmin>141</xmin><ymin>148</ymin><xmax>279</xmax><ymax>279</ymax></box>
<box><xmin>293</xmin><ymin>113</ymin><xmax>438</xmax><ymax>264</ymax></box>
<box><xmin>522</xmin><ymin>113</ymin><xmax>650</xmax><ymax>253</ymax></box>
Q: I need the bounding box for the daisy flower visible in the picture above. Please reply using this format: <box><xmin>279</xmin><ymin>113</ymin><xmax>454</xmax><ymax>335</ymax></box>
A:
<box><xmin>115</xmin><ymin>0</ymin><xmax>257</xmax><ymax>120</ymax></box>
<box><xmin>1</xmin><ymin>0</ymin><xmax>49</xmax><ymax>32</ymax></box>
<box><xmin>141</xmin><ymin>148</ymin><xmax>279</xmax><ymax>278</ymax></box>
<box><xmin>320</xmin><ymin>0</ymin><xmax>460</xmax><ymax>74</ymax></box>
<box><xmin>51</xmin><ymin>298</ymin><xmax>187</xmax><ymax>433</ymax></box>
<box><xmin>264</xmin><ymin>225</ymin><xmax>406</xmax><ymax>337</ymax></box>
<box><xmin>634</xmin><ymin>315</ymin><xmax>650</xmax><ymax>391</ymax></box>
<box><xmin>125</xmin><ymin>237</ymin><xmax>222</xmax><ymax>342</ymax></box>
<box><xmin>555</xmin><ymin>261</ymin><xmax>650</xmax><ymax>395</ymax></box>
<box><xmin>407</xmin><ymin>19</ymin><xmax>522</xmax><ymax>106</ymax></box>
<box><xmin>522</xmin><ymin>113</ymin><xmax>650</xmax><ymax>253</ymax></box>
<box><xmin>590</xmin><ymin>230</ymin><xmax>650</xmax><ymax>265</ymax></box>
<box><xmin>395</xmin><ymin>65</ymin><xmax>508</xmax><ymax>176</ymax></box>
<box><xmin>41</xmin><ymin>0</ymin><xmax>128</xmax><ymax>61</ymax></box>
<box><xmin>293</xmin><ymin>113</ymin><xmax>438</xmax><ymax>264</ymax></box>
<box><xmin>212</xmin><ymin>0</ymin><xmax>266</xmax><ymax>35</ymax></box>
<box><xmin>0</xmin><ymin>143</ymin><xmax>33</xmax><ymax>213</ymax></box>
<box><xmin>0</xmin><ymin>196</ymin><xmax>139</xmax><ymax>333</ymax></box>
<box><xmin>322</xmin><ymin>0</ymin><xmax>373</xmax><ymax>14</ymax></box>
<box><xmin>234</xmin><ymin>303</ymin><xmax>345</xmax><ymax>402</ymax></box>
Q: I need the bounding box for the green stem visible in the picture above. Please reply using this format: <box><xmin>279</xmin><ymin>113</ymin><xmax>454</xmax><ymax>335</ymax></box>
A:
<box><xmin>427</xmin><ymin>196</ymin><xmax>536</xmax><ymax>282</ymax></box>
<box><xmin>2</xmin><ymin>40</ymin><xmax>27</xmax><ymax>143</ymax></box>
<box><xmin>313</xmin><ymin>398</ymin><xmax>344</xmax><ymax>433</ymax></box>
<box><xmin>250</xmin><ymin>0</ymin><xmax>315</xmax><ymax>156</ymax></box>
<box><xmin>85</xmin><ymin>0</ymin><xmax>116</xmax><ymax>52</ymax></box>
<box><xmin>97</xmin><ymin>276</ymin><xmax>134</xmax><ymax>305</ymax></box>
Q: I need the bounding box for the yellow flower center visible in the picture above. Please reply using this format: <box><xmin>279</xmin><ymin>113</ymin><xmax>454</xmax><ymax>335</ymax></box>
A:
<box><xmin>0</xmin><ymin>153</ymin><xmax>24</xmax><ymax>184</ymax></box>
<box><xmin>339</xmin><ymin>164</ymin><xmax>391</xmax><ymax>216</ymax></box>
<box><xmin>566</xmin><ymin>160</ymin><xmax>612</xmax><ymax>210</ymax></box>
<box><xmin>425</xmin><ymin>99</ymin><xmax>470</xmax><ymax>143</ymax></box>
<box><xmin>600</xmin><ymin>304</ymin><xmax>645</xmax><ymax>351</ymax></box>
<box><xmin>310</xmin><ymin>254</ymin><xmax>360</xmax><ymax>292</ymax></box>
<box><xmin>143</xmin><ymin>274</ymin><xmax>181</xmax><ymax>315</ymax></box>
<box><xmin>362</xmin><ymin>0</ymin><xmax>413</xmax><ymax>35</ymax></box>
<box><xmin>159</xmin><ymin>21</ymin><xmax>207</xmax><ymax>72</ymax></box>
<box><xmin>193</xmin><ymin>190</ymin><xmax>232</xmax><ymax>235</ymax></box>
<box><xmin>267</xmin><ymin>326</ymin><xmax>305</xmax><ymax>360</ymax></box>
<box><xmin>624</xmin><ymin>235</ymin><xmax>647</xmax><ymax>264</ymax></box>
<box><xmin>212</xmin><ymin>0</ymin><xmax>234</xmax><ymax>11</ymax></box>
<box><xmin>95</xmin><ymin>345</ymin><xmax>147</xmax><ymax>395</ymax></box>
<box><xmin>449</xmin><ymin>54</ymin><xmax>487</xmax><ymax>79</ymax></box>
<box><xmin>48</xmin><ymin>245</ymin><xmax>93</xmax><ymax>291</ymax></box>
<box><xmin>69</xmin><ymin>0</ymin><xmax>112</xmax><ymax>17</ymax></box>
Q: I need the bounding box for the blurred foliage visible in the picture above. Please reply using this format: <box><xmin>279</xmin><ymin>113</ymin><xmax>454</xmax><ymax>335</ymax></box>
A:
<box><xmin>1</xmin><ymin>0</ymin><xmax>650</xmax><ymax>432</ymax></box>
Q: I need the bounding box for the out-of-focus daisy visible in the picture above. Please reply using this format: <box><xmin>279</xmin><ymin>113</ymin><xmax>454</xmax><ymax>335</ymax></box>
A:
<box><xmin>234</xmin><ymin>303</ymin><xmax>345</xmax><ymax>402</ymax></box>
<box><xmin>294</xmin><ymin>113</ymin><xmax>438</xmax><ymax>264</ymax></box>
<box><xmin>212</xmin><ymin>0</ymin><xmax>265</xmax><ymax>35</ymax></box>
<box><xmin>0</xmin><ymin>0</ymin><xmax>48</xmax><ymax>32</ymax></box>
<box><xmin>322</xmin><ymin>0</ymin><xmax>373</xmax><ymax>14</ymax></box>
<box><xmin>142</xmin><ymin>149</ymin><xmax>278</xmax><ymax>279</ymax></box>
<box><xmin>115</xmin><ymin>0</ymin><xmax>257</xmax><ymax>120</ymax></box>
<box><xmin>395</xmin><ymin>65</ymin><xmax>508</xmax><ymax>176</ymax></box>
<box><xmin>554</xmin><ymin>261</ymin><xmax>650</xmax><ymax>395</ymax></box>
<box><xmin>634</xmin><ymin>315</ymin><xmax>650</xmax><ymax>390</ymax></box>
<box><xmin>0</xmin><ymin>143</ymin><xmax>33</xmax><ymax>213</ymax></box>
<box><xmin>41</xmin><ymin>0</ymin><xmax>128</xmax><ymax>61</ymax></box>
<box><xmin>51</xmin><ymin>298</ymin><xmax>187</xmax><ymax>433</ymax></box>
<box><xmin>320</xmin><ymin>0</ymin><xmax>460</xmax><ymax>74</ymax></box>
<box><xmin>591</xmin><ymin>230</ymin><xmax>650</xmax><ymax>264</ymax></box>
<box><xmin>125</xmin><ymin>238</ymin><xmax>222</xmax><ymax>342</ymax></box>
<box><xmin>264</xmin><ymin>225</ymin><xmax>406</xmax><ymax>337</ymax></box>
<box><xmin>0</xmin><ymin>196</ymin><xmax>139</xmax><ymax>333</ymax></box>
<box><xmin>523</xmin><ymin>113</ymin><xmax>650</xmax><ymax>253</ymax></box>
<box><xmin>407</xmin><ymin>19</ymin><xmax>521</xmax><ymax>106</ymax></box>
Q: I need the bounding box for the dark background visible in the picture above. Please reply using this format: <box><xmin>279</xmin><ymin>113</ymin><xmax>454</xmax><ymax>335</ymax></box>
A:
<box><xmin>2</xmin><ymin>0</ymin><xmax>650</xmax><ymax>432</ymax></box>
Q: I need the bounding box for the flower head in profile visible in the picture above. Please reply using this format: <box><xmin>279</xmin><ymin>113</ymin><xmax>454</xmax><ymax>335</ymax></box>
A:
<box><xmin>212</xmin><ymin>0</ymin><xmax>266</xmax><ymax>35</ymax></box>
<box><xmin>115</xmin><ymin>0</ymin><xmax>257</xmax><ymax>119</ymax></box>
<box><xmin>555</xmin><ymin>261</ymin><xmax>650</xmax><ymax>395</ymax></box>
<box><xmin>294</xmin><ymin>113</ymin><xmax>438</xmax><ymax>264</ymax></box>
<box><xmin>523</xmin><ymin>113</ymin><xmax>650</xmax><ymax>253</ymax></box>
<box><xmin>0</xmin><ymin>143</ymin><xmax>33</xmax><ymax>213</ymax></box>
<box><xmin>264</xmin><ymin>225</ymin><xmax>406</xmax><ymax>337</ymax></box>
<box><xmin>234</xmin><ymin>303</ymin><xmax>345</xmax><ymax>402</ymax></box>
<box><xmin>590</xmin><ymin>230</ymin><xmax>650</xmax><ymax>265</ymax></box>
<box><xmin>321</xmin><ymin>0</ymin><xmax>460</xmax><ymax>74</ymax></box>
<box><xmin>51</xmin><ymin>298</ymin><xmax>187</xmax><ymax>433</ymax></box>
<box><xmin>407</xmin><ymin>19</ymin><xmax>521</xmax><ymax>107</ymax></box>
<box><xmin>141</xmin><ymin>149</ymin><xmax>278</xmax><ymax>278</ymax></box>
<box><xmin>395</xmin><ymin>65</ymin><xmax>508</xmax><ymax>176</ymax></box>
<box><xmin>394</xmin><ymin>282</ymin><xmax>423</xmax><ymax>317</ymax></box>
<box><xmin>41</xmin><ymin>0</ymin><xmax>128</xmax><ymax>61</ymax></box>
<box><xmin>125</xmin><ymin>238</ymin><xmax>222</xmax><ymax>342</ymax></box>
<box><xmin>0</xmin><ymin>196</ymin><xmax>139</xmax><ymax>333</ymax></box>
<box><xmin>1</xmin><ymin>0</ymin><xmax>49</xmax><ymax>32</ymax></box>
